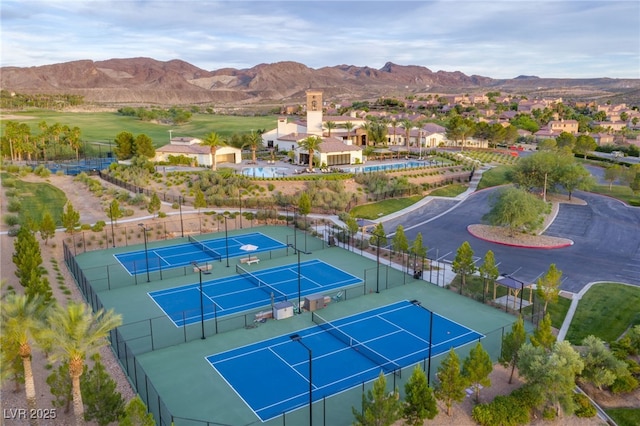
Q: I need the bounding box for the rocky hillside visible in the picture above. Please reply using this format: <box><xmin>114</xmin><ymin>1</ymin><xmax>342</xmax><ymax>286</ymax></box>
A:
<box><xmin>2</xmin><ymin>57</ymin><xmax>639</xmax><ymax>107</ymax></box>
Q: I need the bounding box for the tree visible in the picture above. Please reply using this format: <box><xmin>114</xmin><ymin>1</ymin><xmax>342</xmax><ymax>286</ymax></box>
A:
<box><xmin>147</xmin><ymin>193</ymin><xmax>161</xmax><ymax>218</ymax></box>
<box><xmin>194</xmin><ymin>188</ymin><xmax>207</xmax><ymax>212</ymax></box>
<box><xmin>133</xmin><ymin>134</ymin><xmax>155</xmax><ymax>158</ymax></box>
<box><xmin>579</xmin><ymin>335</ymin><xmax>628</xmax><ymax>391</ymax></box>
<box><xmin>558</xmin><ymin>162</ymin><xmax>594</xmax><ymax>200</ymax></box>
<box><xmin>434</xmin><ymin>348</ymin><xmax>467</xmax><ymax>416</ymax></box>
<box><xmin>61</xmin><ymin>202</ymin><xmax>80</xmax><ymax>234</ymax></box>
<box><xmin>499</xmin><ymin>316</ymin><xmax>527</xmax><ymax>384</ymax></box>
<box><xmin>517</xmin><ymin>341</ymin><xmax>584</xmax><ymax>417</ymax></box>
<box><xmin>81</xmin><ymin>354</ymin><xmax>125</xmax><ymax>425</ymax></box>
<box><xmin>297</xmin><ymin>192</ymin><xmax>311</xmax><ymax>231</ymax></box>
<box><xmin>342</xmin><ymin>121</ymin><xmax>355</xmax><ymax>144</ymax></box>
<box><xmin>201</xmin><ymin>131</ymin><xmax>225</xmax><ymax>171</ymax></box>
<box><xmin>478</xmin><ymin>250</ymin><xmax>498</xmax><ymax>302</ymax></box>
<box><xmin>391</xmin><ymin>225</ymin><xmax>409</xmax><ymax>255</ymax></box>
<box><xmin>530</xmin><ymin>312</ymin><xmax>556</xmax><ymax>351</ymax></box>
<box><xmin>66</xmin><ymin>126</ymin><xmax>82</xmax><ymax>161</ymax></box>
<box><xmin>324</xmin><ymin>120</ymin><xmax>336</xmax><ymax>137</ymax></box>
<box><xmin>604</xmin><ymin>165</ymin><xmax>623</xmax><ymax>190</ymax></box>
<box><xmin>369</xmin><ymin>223</ymin><xmax>387</xmax><ymax>248</ymax></box>
<box><xmin>352</xmin><ymin>371</ymin><xmax>402</xmax><ymax>426</ymax></box>
<box><xmin>410</xmin><ymin>232</ymin><xmax>427</xmax><ymax>273</ymax></box>
<box><xmin>39</xmin><ymin>211</ymin><xmax>56</xmax><ymax>245</ymax></box>
<box><xmin>299</xmin><ymin>135</ymin><xmax>323</xmax><ymax>170</ymax></box>
<box><xmin>555</xmin><ymin>131</ymin><xmax>576</xmax><ymax>151</ymax></box>
<box><xmin>114</xmin><ymin>131</ymin><xmax>134</xmax><ymax>160</ymax></box>
<box><xmin>537</xmin><ymin>263</ymin><xmax>562</xmax><ymax>315</ymax></box>
<box><xmin>120</xmin><ymin>396</ymin><xmax>155</xmax><ymax>426</ymax></box>
<box><xmin>403</xmin><ymin>365</ymin><xmax>438</xmax><ymax>425</ymax></box>
<box><xmin>13</xmin><ymin>222</ymin><xmax>43</xmax><ymax>289</ymax></box>
<box><xmin>573</xmin><ymin>134</ymin><xmax>597</xmax><ymax>159</ymax></box>
<box><xmin>452</xmin><ymin>241</ymin><xmax>476</xmax><ymax>295</ymax></box>
<box><xmin>345</xmin><ymin>215</ymin><xmax>359</xmax><ymax>248</ymax></box>
<box><xmin>462</xmin><ymin>343</ymin><xmax>493</xmax><ymax>404</ymax></box>
<box><xmin>47</xmin><ymin>361</ymin><xmax>73</xmax><ymax>414</ymax></box>
<box><xmin>245</xmin><ymin>131</ymin><xmax>262</xmax><ymax>163</ymax></box>
<box><xmin>538</xmin><ymin>138</ymin><xmax>558</xmax><ymax>151</ymax></box>
<box><xmin>483</xmin><ymin>187</ymin><xmax>547</xmax><ymax>235</ymax></box>
<box><xmin>43</xmin><ymin>302</ymin><xmax>122</xmax><ymax>426</ymax></box>
<box><xmin>1</xmin><ymin>293</ymin><xmax>49</xmax><ymax>426</ymax></box>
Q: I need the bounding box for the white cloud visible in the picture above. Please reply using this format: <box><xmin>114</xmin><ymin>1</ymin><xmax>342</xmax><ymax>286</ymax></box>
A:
<box><xmin>1</xmin><ymin>0</ymin><xmax>638</xmax><ymax>78</ymax></box>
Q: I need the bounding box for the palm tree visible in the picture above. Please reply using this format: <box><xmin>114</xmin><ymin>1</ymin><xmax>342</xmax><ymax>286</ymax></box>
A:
<box><xmin>201</xmin><ymin>132</ymin><xmax>225</xmax><ymax>171</ymax></box>
<box><xmin>43</xmin><ymin>302</ymin><xmax>122</xmax><ymax>426</ymax></box>
<box><xmin>342</xmin><ymin>121</ymin><xmax>355</xmax><ymax>144</ymax></box>
<box><xmin>66</xmin><ymin>126</ymin><xmax>82</xmax><ymax>161</ymax></box>
<box><xmin>299</xmin><ymin>135</ymin><xmax>323</xmax><ymax>171</ymax></box>
<box><xmin>1</xmin><ymin>293</ymin><xmax>49</xmax><ymax>426</ymax></box>
<box><xmin>324</xmin><ymin>121</ymin><xmax>337</xmax><ymax>137</ymax></box>
<box><xmin>245</xmin><ymin>131</ymin><xmax>262</xmax><ymax>163</ymax></box>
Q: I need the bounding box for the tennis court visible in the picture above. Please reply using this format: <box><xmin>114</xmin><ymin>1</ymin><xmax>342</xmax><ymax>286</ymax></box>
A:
<box><xmin>114</xmin><ymin>232</ymin><xmax>287</xmax><ymax>275</ymax></box>
<box><xmin>149</xmin><ymin>259</ymin><xmax>362</xmax><ymax>326</ymax></box>
<box><xmin>207</xmin><ymin>299</ymin><xmax>483</xmax><ymax>422</ymax></box>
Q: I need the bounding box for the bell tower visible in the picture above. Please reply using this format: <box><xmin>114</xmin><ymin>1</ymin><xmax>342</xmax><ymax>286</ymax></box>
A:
<box><xmin>306</xmin><ymin>90</ymin><xmax>323</xmax><ymax>136</ymax></box>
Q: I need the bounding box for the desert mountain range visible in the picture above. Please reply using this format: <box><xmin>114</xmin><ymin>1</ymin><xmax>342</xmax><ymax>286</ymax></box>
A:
<box><xmin>1</xmin><ymin>57</ymin><xmax>639</xmax><ymax>107</ymax></box>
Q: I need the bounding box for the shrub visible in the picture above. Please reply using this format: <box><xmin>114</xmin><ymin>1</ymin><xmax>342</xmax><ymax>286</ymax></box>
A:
<box><xmin>573</xmin><ymin>393</ymin><xmax>596</xmax><ymax>418</ymax></box>
<box><xmin>611</xmin><ymin>373</ymin><xmax>639</xmax><ymax>394</ymax></box>
<box><xmin>4</xmin><ymin>214</ymin><xmax>20</xmax><ymax>226</ymax></box>
<box><xmin>92</xmin><ymin>221</ymin><xmax>106</xmax><ymax>232</ymax></box>
<box><xmin>7</xmin><ymin>199</ymin><xmax>21</xmax><ymax>212</ymax></box>
<box><xmin>2</xmin><ymin>178</ymin><xmax>16</xmax><ymax>187</ymax></box>
<box><xmin>80</xmin><ymin>224</ymin><xmax>92</xmax><ymax>230</ymax></box>
<box><xmin>158</xmin><ymin>211</ymin><xmax>167</xmax><ymax>218</ymax></box>
<box><xmin>34</xmin><ymin>165</ymin><xmax>51</xmax><ymax>177</ymax></box>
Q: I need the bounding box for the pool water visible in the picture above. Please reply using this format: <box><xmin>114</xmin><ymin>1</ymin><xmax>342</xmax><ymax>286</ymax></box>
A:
<box><xmin>343</xmin><ymin>160</ymin><xmax>430</xmax><ymax>174</ymax></box>
<box><xmin>241</xmin><ymin>167</ymin><xmax>288</xmax><ymax>178</ymax></box>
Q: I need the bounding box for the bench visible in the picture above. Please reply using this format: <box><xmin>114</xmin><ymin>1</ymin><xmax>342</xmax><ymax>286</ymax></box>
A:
<box><xmin>240</xmin><ymin>256</ymin><xmax>260</xmax><ymax>265</ymax></box>
<box><xmin>192</xmin><ymin>263</ymin><xmax>213</xmax><ymax>273</ymax></box>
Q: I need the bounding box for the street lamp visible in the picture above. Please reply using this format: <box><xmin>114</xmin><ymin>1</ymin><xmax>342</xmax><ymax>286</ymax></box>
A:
<box><xmin>192</xmin><ymin>261</ymin><xmax>212</xmax><ymax>339</ymax></box>
<box><xmin>138</xmin><ymin>223</ymin><xmax>150</xmax><ymax>282</ymax></box>
<box><xmin>223</xmin><ymin>215</ymin><xmax>230</xmax><ymax>267</ymax></box>
<box><xmin>238</xmin><ymin>189</ymin><xmax>243</xmax><ymax>229</ymax></box>
<box><xmin>290</xmin><ymin>334</ymin><xmax>313</xmax><ymax>426</ymax></box>
<box><xmin>501</xmin><ymin>273</ymin><xmax>525</xmax><ymax>314</ymax></box>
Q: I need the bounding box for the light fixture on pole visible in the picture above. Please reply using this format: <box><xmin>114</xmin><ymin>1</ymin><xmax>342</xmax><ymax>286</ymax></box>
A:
<box><xmin>138</xmin><ymin>223</ymin><xmax>150</xmax><ymax>282</ymax></box>
<box><xmin>290</xmin><ymin>334</ymin><xmax>312</xmax><ymax>426</ymax></box>
<box><xmin>192</xmin><ymin>261</ymin><xmax>212</xmax><ymax>339</ymax></box>
<box><xmin>110</xmin><ymin>202</ymin><xmax>116</xmax><ymax>248</ymax></box>
<box><xmin>178</xmin><ymin>195</ymin><xmax>184</xmax><ymax>238</ymax></box>
<box><xmin>238</xmin><ymin>189</ymin><xmax>243</xmax><ymax>229</ymax></box>
<box><xmin>411</xmin><ymin>299</ymin><xmax>433</xmax><ymax>386</ymax></box>
<box><xmin>223</xmin><ymin>215</ymin><xmax>230</xmax><ymax>267</ymax></box>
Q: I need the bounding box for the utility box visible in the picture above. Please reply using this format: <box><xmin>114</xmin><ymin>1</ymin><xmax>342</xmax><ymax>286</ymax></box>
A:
<box><xmin>304</xmin><ymin>294</ymin><xmax>326</xmax><ymax>312</ymax></box>
<box><xmin>273</xmin><ymin>301</ymin><xmax>294</xmax><ymax>320</ymax></box>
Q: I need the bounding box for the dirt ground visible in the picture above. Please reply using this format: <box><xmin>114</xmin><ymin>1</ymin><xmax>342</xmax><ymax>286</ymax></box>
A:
<box><xmin>0</xmin><ymin>173</ymin><xmax>631</xmax><ymax>425</ymax></box>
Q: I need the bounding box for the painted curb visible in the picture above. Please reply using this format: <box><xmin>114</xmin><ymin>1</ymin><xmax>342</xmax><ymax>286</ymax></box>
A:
<box><xmin>467</xmin><ymin>225</ymin><xmax>574</xmax><ymax>249</ymax></box>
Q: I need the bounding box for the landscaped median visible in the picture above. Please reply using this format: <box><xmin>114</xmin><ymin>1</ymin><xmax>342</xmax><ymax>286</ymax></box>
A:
<box><xmin>467</xmin><ymin>224</ymin><xmax>574</xmax><ymax>249</ymax></box>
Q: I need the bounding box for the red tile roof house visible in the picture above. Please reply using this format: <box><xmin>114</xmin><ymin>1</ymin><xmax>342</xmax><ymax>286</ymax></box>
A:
<box><xmin>154</xmin><ymin>137</ymin><xmax>242</xmax><ymax>167</ymax></box>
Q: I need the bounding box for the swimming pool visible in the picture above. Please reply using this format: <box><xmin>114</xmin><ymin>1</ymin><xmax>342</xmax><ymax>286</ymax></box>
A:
<box><xmin>343</xmin><ymin>160</ymin><xmax>431</xmax><ymax>174</ymax></box>
<box><xmin>241</xmin><ymin>167</ymin><xmax>288</xmax><ymax>178</ymax></box>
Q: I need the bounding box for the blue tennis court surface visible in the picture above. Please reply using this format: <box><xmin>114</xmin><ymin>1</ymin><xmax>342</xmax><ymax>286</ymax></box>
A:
<box><xmin>207</xmin><ymin>300</ymin><xmax>483</xmax><ymax>422</ymax></box>
<box><xmin>149</xmin><ymin>259</ymin><xmax>361</xmax><ymax>326</ymax></box>
<box><xmin>114</xmin><ymin>232</ymin><xmax>287</xmax><ymax>275</ymax></box>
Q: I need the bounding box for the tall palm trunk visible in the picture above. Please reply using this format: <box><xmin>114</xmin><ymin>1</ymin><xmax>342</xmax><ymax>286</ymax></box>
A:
<box><xmin>70</xmin><ymin>358</ymin><xmax>85</xmax><ymax>426</ymax></box>
<box><xmin>20</xmin><ymin>344</ymin><xmax>39</xmax><ymax>426</ymax></box>
<box><xmin>211</xmin><ymin>147</ymin><xmax>217</xmax><ymax>171</ymax></box>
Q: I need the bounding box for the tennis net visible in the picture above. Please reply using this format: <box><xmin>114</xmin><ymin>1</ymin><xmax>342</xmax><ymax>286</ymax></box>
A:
<box><xmin>236</xmin><ymin>264</ymin><xmax>288</xmax><ymax>303</ymax></box>
<box><xmin>188</xmin><ymin>235</ymin><xmax>222</xmax><ymax>261</ymax></box>
<box><xmin>312</xmin><ymin>312</ymin><xmax>400</xmax><ymax>373</ymax></box>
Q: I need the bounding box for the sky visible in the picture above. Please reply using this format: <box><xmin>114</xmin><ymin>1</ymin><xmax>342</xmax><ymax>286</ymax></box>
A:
<box><xmin>1</xmin><ymin>0</ymin><xmax>639</xmax><ymax>79</ymax></box>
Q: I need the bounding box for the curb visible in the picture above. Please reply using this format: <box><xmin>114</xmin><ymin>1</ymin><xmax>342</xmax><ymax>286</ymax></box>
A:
<box><xmin>467</xmin><ymin>225</ymin><xmax>574</xmax><ymax>249</ymax></box>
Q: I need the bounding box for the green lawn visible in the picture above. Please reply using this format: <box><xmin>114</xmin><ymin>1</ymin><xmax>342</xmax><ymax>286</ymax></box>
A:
<box><xmin>349</xmin><ymin>195</ymin><xmax>424</xmax><ymax>219</ymax></box>
<box><xmin>3</xmin><ymin>174</ymin><xmax>68</xmax><ymax>225</ymax></box>
<box><xmin>589</xmin><ymin>184</ymin><xmax>640</xmax><ymax>206</ymax></box>
<box><xmin>544</xmin><ymin>295</ymin><xmax>572</xmax><ymax>329</ymax></box>
<box><xmin>476</xmin><ymin>165</ymin><xmax>514</xmax><ymax>189</ymax></box>
<box><xmin>565</xmin><ymin>283</ymin><xmax>640</xmax><ymax>344</ymax></box>
<box><xmin>4</xmin><ymin>110</ymin><xmax>277</xmax><ymax>148</ymax></box>
<box><xmin>605</xmin><ymin>408</ymin><xmax>640</xmax><ymax>426</ymax></box>
<box><xmin>428</xmin><ymin>183</ymin><xmax>468</xmax><ymax>197</ymax></box>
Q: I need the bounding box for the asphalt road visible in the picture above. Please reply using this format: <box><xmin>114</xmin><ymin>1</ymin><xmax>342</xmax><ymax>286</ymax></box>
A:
<box><xmin>385</xmin><ymin>188</ymin><xmax>640</xmax><ymax>293</ymax></box>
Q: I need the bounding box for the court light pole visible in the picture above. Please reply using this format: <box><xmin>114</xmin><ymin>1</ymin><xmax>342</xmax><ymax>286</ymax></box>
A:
<box><xmin>238</xmin><ymin>189</ymin><xmax>243</xmax><ymax>229</ymax></box>
<box><xmin>224</xmin><ymin>215</ymin><xmax>230</xmax><ymax>267</ymax></box>
<box><xmin>138</xmin><ymin>223</ymin><xmax>150</xmax><ymax>282</ymax></box>
<box><xmin>289</xmin><ymin>244</ymin><xmax>310</xmax><ymax>314</ymax></box>
<box><xmin>290</xmin><ymin>334</ymin><xmax>312</xmax><ymax>426</ymax></box>
<box><xmin>178</xmin><ymin>195</ymin><xmax>184</xmax><ymax>238</ymax></box>
<box><xmin>192</xmin><ymin>261</ymin><xmax>212</xmax><ymax>339</ymax></box>
<box><xmin>411</xmin><ymin>300</ymin><xmax>434</xmax><ymax>386</ymax></box>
